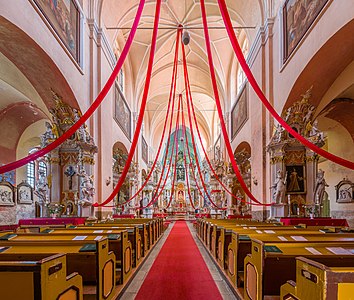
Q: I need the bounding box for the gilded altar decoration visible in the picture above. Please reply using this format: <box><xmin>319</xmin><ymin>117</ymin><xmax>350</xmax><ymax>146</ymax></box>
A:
<box><xmin>32</xmin><ymin>0</ymin><xmax>81</xmax><ymax>62</ymax></box>
<box><xmin>267</xmin><ymin>87</ymin><xmax>326</xmax><ymax>208</ymax></box>
<box><xmin>283</xmin><ymin>0</ymin><xmax>329</xmax><ymax>60</ymax></box>
<box><xmin>37</xmin><ymin>92</ymin><xmax>97</xmax><ymax>217</ymax></box>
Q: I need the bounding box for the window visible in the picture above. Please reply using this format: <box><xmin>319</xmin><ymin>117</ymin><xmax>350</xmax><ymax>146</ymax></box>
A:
<box><xmin>119</xmin><ymin>69</ymin><xmax>124</xmax><ymax>93</ymax></box>
<box><xmin>26</xmin><ymin>148</ymin><xmax>47</xmax><ymax>188</ymax></box>
<box><xmin>237</xmin><ymin>39</ymin><xmax>249</xmax><ymax>93</ymax></box>
<box><xmin>38</xmin><ymin>161</ymin><xmax>47</xmax><ymax>178</ymax></box>
<box><xmin>27</xmin><ymin>161</ymin><xmax>35</xmax><ymax>188</ymax></box>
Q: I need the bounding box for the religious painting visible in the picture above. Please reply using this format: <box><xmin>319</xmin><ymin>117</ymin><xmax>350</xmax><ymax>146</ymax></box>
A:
<box><xmin>32</xmin><ymin>0</ymin><xmax>81</xmax><ymax>62</ymax></box>
<box><xmin>335</xmin><ymin>178</ymin><xmax>354</xmax><ymax>203</ymax></box>
<box><xmin>0</xmin><ymin>180</ymin><xmax>15</xmax><ymax>206</ymax></box>
<box><xmin>17</xmin><ymin>181</ymin><xmax>34</xmax><ymax>204</ymax></box>
<box><xmin>286</xmin><ymin>165</ymin><xmax>306</xmax><ymax>194</ymax></box>
<box><xmin>231</xmin><ymin>83</ymin><xmax>248</xmax><ymax>140</ymax></box>
<box><xmin>214</xmin><ymin>134</ymin><xmax>221</xmax><ymax>161</ymax></box>
<box><xmin>142</xmin><ymin>136</ymin><xmax>148</xmax><ymax>164</ymax></box>
<box><xmin>114</xmin><ymin>83</ymin><xmax>131</xmax><ymax>140</ymax></box>
<box><xmin>283</xmin><ymin>0</ymin><xmax>329</xmax><ymax>60</ymax></box>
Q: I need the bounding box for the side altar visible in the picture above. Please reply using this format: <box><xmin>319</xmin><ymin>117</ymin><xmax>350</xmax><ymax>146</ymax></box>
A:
<box><xmin>35</xmin><ymin>92</ymin><xmax>97</xmax><ymax>218</ymax></box>
<box><xmin>267</xmin><ymin>88</ymin><xmax>328</xmax><ymax>219</ymax></box>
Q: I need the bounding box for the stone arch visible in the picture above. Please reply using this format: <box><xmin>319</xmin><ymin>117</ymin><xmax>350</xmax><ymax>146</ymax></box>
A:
<box><xmin>0</xmin><ymin>17</ymin><xmax>80</xmax><ymax>165</ymax></box>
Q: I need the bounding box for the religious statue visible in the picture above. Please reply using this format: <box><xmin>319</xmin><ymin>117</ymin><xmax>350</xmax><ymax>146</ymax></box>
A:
<box><xmin>309</xmin><ymin>120</ymin><xmax>324</xmax><ymax>142</ymax></box>
<box><xmin>270</xmin><ymin>169</ymin><xmax>287</xmax><ymax>204</ymax></box>
<box><xmin>303</xmin><ymin>105</ymin><xmax>315</xmax><ymax>124</ymax></box>
<box><xmin>40</xmin><ymin>121</ymin><xmax>56</xmax><ymax>146</ymax></box>
<box><xmin>235</xmin><ymin>189</ymin><xmax>243</xmax><ymax>206</ymax></box>
<box><xmin>73</xmin><ymin>109</ymin><xmax>87</xmax><ymax>142</ymax></box>
<box><xmin>284</xmin><ymin>107</ymin><xmax>292</xmax><ymax>122</ymax></box>
<box><xmin>34</xmin><ymin>169</ymin><xmax>49</xmax><ymax>203</ymax></box>
<box><xmin>314</xmin><ymin>169</ymin><xmax>329</xmax><ymax>205</ymax></box>
<box><xmin>271</xmin><ymin>124</ymin><xmax>284</xmax><ymax>143</ymax></box>
<box><xmin>78</xmin><ymin>169</ymin><xmax>95</xmax><ymax>205</ymax></box>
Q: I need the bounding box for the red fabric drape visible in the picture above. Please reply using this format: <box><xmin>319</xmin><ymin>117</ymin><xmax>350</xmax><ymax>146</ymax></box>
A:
<box><xmin>0</xmin><ymin>0</ymin><xmax>146</xmax><ymax>175</ymax></box>
<box><xmin>200</xmin><ymin>0</ymin><xmax>271</xmax><ymax>207</ymax></box>
<box><xmin>93</xmin><ymin>0</ymin><xmax>162</xmax><ymax>207</ymax></box>
<box><xmin>182</xmin><ymin>31</ymin><xmax>269</xmax><ymax>207</ymax></box>
<box><xmin>139</xmin><ymin>96</ymin><xmax>181</xmax><ymax>210</ymax></box>
<box><xmin>217</xmin><ymin>0</ymin><xmax>354</xmax><ymax>170</ymax></box>
<box><xmin>182</xmin><ymin>123</ymin><xmax>196</xmax><ymax>210</ymax></box>
<box><xmin>105</xmin><ymin>28</ymin><xmax>181</xmax><ymax>208</ymax></box>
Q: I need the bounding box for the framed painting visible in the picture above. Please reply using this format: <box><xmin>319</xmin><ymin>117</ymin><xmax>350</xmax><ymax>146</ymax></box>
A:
<box><xmin>32</xmin><ymin>0</ymin><xmax>81</xmax><ymax>62</ymax></box>
<box><xmin>142</xmin><ymin>136</ymin><xmax>148</xmax><ymax>164</ymax></box>
<box><xmin>17</xmin><ymin>181</ymin><xmax>34</xmax><ymax>204</ymax></box>
<box><xmin>0</xmin><ymin>179</ymin><xmax>15</xmax><ymax>206</ymax></box>
<box><xmin>114</xmin><ymin>83</ymin><xmax>131</xmax><ymax>140</ymax></box>
<box><xmin>286</xmin><ymin>165</ymin><xmax>306</xmax><ymax>194</ymax></box>
<box><xmin>283</xmin><ymin>0</ymin><xmax>329</xmax><ymax>60</ymax></box>
<box><xmin>231</xmin><ymin>83</ymin><xmax>248</xmax><ymax>140</ymax></box>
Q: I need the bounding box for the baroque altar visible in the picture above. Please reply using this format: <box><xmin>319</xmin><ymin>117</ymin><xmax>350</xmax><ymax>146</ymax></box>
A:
<box><xmin>36</xmin><ymin>92</ymin><xmax>97</xmax><ymax>217</ymax></box>
<box><xmin>267</xmin><ymin>87</ymin><xmax>327</xmax><ymax>219</ymax></box>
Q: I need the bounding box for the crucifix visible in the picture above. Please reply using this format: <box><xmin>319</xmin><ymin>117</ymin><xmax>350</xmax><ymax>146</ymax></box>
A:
<box><xmin>64</xmin><ymin>165</ymin><xmax>76</xmax><ymax>190</ymax></box>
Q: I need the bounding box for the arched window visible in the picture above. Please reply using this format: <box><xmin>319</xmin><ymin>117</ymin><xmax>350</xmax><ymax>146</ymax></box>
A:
<box><xmin>237</xmin><ymin>39</ymin><xmax>249</xmax><ymax>93</ymax></box>
<box><xmin>113</xmin><ymin>42</ymin><xmax>124</xmax><ymax>94</ymax></box>
<box><xmin>27</xmin><ymin>161</ymin><xmax>35</xmax><ymax>188</ymax></box>
<box><xmin>27</xmin><ymin>148</ymin><xmax>47</xmax><ymax>188</ymax></box>
<box><xmin>119</xmin><ymin>68</ymin><xmax>124</xmax><ymax>93</ymax></box>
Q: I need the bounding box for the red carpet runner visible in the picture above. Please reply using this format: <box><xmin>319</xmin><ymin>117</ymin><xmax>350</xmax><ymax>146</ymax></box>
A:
<box><xmin>135</xmin><ymin>220</ymin><xmax>223</xmax><ymax>300</ymax></box>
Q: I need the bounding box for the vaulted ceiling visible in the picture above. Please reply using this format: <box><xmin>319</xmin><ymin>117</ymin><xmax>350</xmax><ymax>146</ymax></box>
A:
<box><xmin>100</xmin><ymin>0</ymin><xmax>263</xmax><ymax>149</ymax></box>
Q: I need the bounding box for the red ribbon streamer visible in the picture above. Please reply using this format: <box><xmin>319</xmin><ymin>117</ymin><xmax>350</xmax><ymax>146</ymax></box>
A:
<box><xmin>182</xmin><ymin>121</ymin><xmax>196</xmax><ymax>210</ymax></box>
<box><xmin>166</xmin><ymin>99</ymin><xmax>182</xmax><ymax>209</ymax></box>
<box><xmin>138</xmin><ymin>95</ymin><xmax>181</xmax><ymax>210</ymax></box>
<box><xmin>217</xmin><ymin>0</ymin><xmax>354</xmax><ymax>170</ymax></box>
<box><xmin>104</xmin><ymin>28</ymin><xmax>181</xmax><ymax>208</ymax></box>
<box><xmin>93</xmin><ymin>0</ymin><xmax>162</xmax><ymax>207</ymax></box>
<box><xmin>0</xmin><ymin>0</ymin><xmax>146</xmax><ymax>175</ymax></box>
<box><xmin>182</xmin><ymin>33</ymin><xmax>269</xmax><ymax>207</ymax></box>
<box><xmin>200</xmin><ymin>0</ymin><xmax>271</xmax><ymax>207</ymax></box>
<box><xmin>180</xmin><ymin>76</ymin><xmax>226</xmax><ymax>210</ymax></box>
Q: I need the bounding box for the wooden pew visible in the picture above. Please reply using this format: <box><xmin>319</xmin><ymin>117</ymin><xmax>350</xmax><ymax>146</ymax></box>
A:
<box><xmin>280</xmin><ymin>256</ymin><xmax>354</xmax><ymax>300</ymax></box>
<box><xmin>0</xmin><ymin>253</ymin><xmax>83</xmax><ymax>300</ymax></box>
<box><xmin>103</xmin><ymin>218</ymin><xmax>162</xmax><ymax>244</ymax></box>
<box><xmin>0</xmin><ymin>235</ymin><xmax>116</xmax><ymax>300</ymax></box>
<box><xmin>244</xmin><ymin>240</ymin><xmax>354</xmax><ymax>300</ymax></box>
<box><xmin>86</xmin><ymin>221</ymin><xmax>153</xmax><ymax>254</ymax></box>
<box><xmin>42</xmin><ymin>227</ymin><xmax>142</xmax><ymax>269</ymax></box>
<box><xmin>219</xmin><ymin>227</ymin><xmax>354</xmax><ymax>288</ymax></box>
<box><xmin>0</xmin><ymin>231</ymin><xmax>132</xmax><ymax>286</ymax></box>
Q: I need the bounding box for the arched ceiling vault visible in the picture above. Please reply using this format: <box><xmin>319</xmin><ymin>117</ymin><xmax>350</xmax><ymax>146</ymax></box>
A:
<box><xmin>99</xmin><ymin>0</ymin><xmax>263</xmax><ymax>147</ymax></box>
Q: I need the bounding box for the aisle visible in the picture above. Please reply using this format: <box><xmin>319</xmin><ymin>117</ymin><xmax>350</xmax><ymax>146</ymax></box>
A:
<box><xmin>135</xmin><ymin>220</ymin><xmax>223</xmax><ymax>300</ymax></box>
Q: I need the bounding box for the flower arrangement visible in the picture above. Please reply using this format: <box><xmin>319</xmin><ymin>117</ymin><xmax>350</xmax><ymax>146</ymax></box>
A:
<box><xmin>305</xmin><ymin>205</ymin><xmax>319</xmax><ymax>218</ymax></box>
<box><xmin>45</xmin><ymin>203</ymin><xmax>65</xmax><ymax>218</ymax></box>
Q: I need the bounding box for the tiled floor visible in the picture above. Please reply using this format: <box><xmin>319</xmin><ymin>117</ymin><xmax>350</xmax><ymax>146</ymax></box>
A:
<box><xmin>119</xmin><ymin>221</ymin><xmax>237</xmax><ymax>299</ymax></box>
